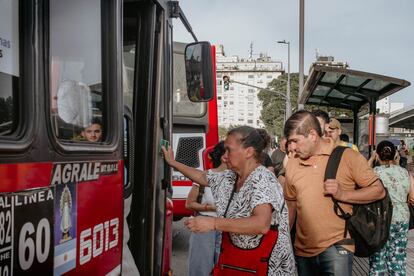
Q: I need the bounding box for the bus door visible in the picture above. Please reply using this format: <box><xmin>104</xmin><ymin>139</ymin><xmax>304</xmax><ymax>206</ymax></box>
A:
<box><xmin>122</xmin><ymin>1</ymin><xmax>215</xmax><ymax>274</ymax></box>
<box><xmin>1</xmin><ymin>0</ymin><xmax>124</xmax><ymax>275</ymax></box>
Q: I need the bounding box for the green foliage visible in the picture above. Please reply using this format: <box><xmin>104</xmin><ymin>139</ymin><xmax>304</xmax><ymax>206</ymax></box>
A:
<box><xmin>258</xmin><ymin>73</ymin><xmax>302</xmax><ymax>137</ymax></box>
<box><xmin>258</xmin><ymin>73</ymin><xmax>353</xmax><ymax>137</ymax></box>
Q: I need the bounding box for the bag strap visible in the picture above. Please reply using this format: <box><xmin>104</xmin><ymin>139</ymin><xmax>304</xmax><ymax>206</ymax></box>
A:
<box><xmin>223</xmin><ymin>175</ymin><xmax>238</xmax><ymax>218</ymax></box>
<box><xmin>325</xmin><ymin>146</ymin><xmax>352</xmax><ymax>238</ymax></box>
<box><xmin>196</xmin><ymin>186</ymin><xmax>205</xmax><ymax>204</ymax></box>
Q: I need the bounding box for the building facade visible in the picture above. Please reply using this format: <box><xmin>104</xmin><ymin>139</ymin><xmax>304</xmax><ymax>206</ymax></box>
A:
<box><xmin>215</xmin><ymin>45</ymin><xmax>284</xmax><ymax>128</ymax></box>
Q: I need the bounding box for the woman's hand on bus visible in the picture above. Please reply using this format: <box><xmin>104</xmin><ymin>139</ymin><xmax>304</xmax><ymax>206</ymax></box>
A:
<box><xmin>161</xmin><ymin>146</ymin><xmax>175</xmax><ymax>165</ymax></box>
<box><xmin>184</xmin><ymin>216</ymin><xmax>215</xmax><ymax>233</ymax></box>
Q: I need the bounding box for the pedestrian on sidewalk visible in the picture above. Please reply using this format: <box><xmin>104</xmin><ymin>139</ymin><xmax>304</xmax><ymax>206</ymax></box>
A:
<box><xmin>399</xmin><ymin>140</ymin><xmax>409</xmax><ymax>168</ymax></box>
<box><xmin>368</xmin><ymin>140</ymin><xmax>412</xmax><ymax>275</ymax></box>
<box><xmin>284</xmin><ymin>110</ymin><xmax>385</xmax><ymax>276</ymax></box>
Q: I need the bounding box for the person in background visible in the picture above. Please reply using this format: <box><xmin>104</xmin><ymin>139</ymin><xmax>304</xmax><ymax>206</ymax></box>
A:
<box><xmin>311</xmin><ymin>109</ymin><xmax>330</xmax><ymax>137</ymax></box>
<box><xmin>271</xmin><ymin>136</ymin><xmax>287</xmax><ymax>177</ymax></box>
<box><xmin>81</xmin><ymin>118</ymin><xmax>102</xmax><ymax>142</ymax></box>
<box><xmin>257</xmin><ymin>128</ymin><xmax>275</xmax><ymax>174</ymax></box>
<box><xmin>327</xmin><ymin>118</ymin><xmax>359</xmax><ymax>152</ymax></box>
<box><xmin>340</xmin><ymin>133</ymin><xmax>350</xmax><ymax>143</ymax></box>
<box><xmin>162</xmin><ymin>126</ymin><xmax>296</xmax><ymax>275</ymax></box>
<box><xmin>186</xmin><ymin>141</ymin><xmax>226</xmax><ymax>276</ymax></box>
<box><xmin>368</xmin><ymin>140</ymin><xmax>411</xmax><ymax>275</ymax></box>
<box><xmin>399</xmin><ymin>140</ymin><xmax>409</xmax><ymax>168</ymax></box>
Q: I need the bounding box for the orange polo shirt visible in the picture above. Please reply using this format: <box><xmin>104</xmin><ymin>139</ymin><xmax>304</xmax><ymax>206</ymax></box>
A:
<box><xmin>285</xmin><ymin>138</ymin><xmax>378</xmax><ymax>257</ymax></box>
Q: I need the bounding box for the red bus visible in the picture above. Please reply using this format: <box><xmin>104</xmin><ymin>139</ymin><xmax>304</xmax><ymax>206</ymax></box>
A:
<box><xmin>171</xmin><ymin>43</ymin><xmax>219</xmax><ymax>220</ymax></box>
<box><xmin>0</xmin><ymin>0</ymin><xmax>213</xmax><ymax>275</ymax></box>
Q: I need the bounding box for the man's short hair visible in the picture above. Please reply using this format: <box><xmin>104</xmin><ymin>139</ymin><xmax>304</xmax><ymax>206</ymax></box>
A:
<box><xmin>90</xmin><ymin>117</ymin><xmax>102</xmax><ymax>126</ymax></box>
<box><xmin>311</xmin><ymin>110</ymin><xmax>330</xmax><ymax>124</ymax></box>
<box><xmin>284</xmin><ymin>110</ymin><xmax>323</xmax><ymax>138</ymax></box>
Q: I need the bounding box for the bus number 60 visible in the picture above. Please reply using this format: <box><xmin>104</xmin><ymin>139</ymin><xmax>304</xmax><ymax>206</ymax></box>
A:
<box><xmin>18</xmin><ymin>219</ymin><xmax>51</xmax><ymax>270</ymax></box>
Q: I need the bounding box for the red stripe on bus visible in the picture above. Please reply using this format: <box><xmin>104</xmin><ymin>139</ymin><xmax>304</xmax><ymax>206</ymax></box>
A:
<box><xmin>172</xmin><ymin>180</ymin><xmax>193</xmax><ymax>186</ymax></box>
<box><xmin>0</xmin><ymin>162</ymin><xmax>53</xmax><ymax>193</ymax></box>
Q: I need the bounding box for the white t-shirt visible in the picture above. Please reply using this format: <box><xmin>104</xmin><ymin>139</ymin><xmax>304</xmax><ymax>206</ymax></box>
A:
<box><xmin>198</xmin><ymin>186</ymin><xmax>217</xmax><ymax>217</ymax></box>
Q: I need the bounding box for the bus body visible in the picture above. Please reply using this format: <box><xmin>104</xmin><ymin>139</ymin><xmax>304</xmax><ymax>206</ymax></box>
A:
<box><xmin>171</xmin><ymin>43</ymin><xmax>218</xmax><ymax>219</ymax></box>
<box><xmin>0</xmin><ymin>0</ymin><xmax>213</xmax><ymax>275</ymax></box>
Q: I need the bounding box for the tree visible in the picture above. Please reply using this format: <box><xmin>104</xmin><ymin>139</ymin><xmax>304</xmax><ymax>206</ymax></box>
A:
<box><xmin>258</xmin><ymin>73</ymin><xmax>302</xmax><ymax>137</ymax></box>
<box><xmin>258</xmin><ymin>73</ymin><xmax>352</xmax><ymax>138</ymax></box>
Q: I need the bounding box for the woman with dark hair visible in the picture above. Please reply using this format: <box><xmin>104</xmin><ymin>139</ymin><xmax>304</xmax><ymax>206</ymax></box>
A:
<box><xmin>162</xmin><ymin>126</ymin><xmax>295</xmax><ymax>275</ymax></box>
<box><xmin>256</xmin><ymin>128</ymin><xmax>275</xmax><ymax>173</ymax></box>
<box><xmin>399</xmin><ymin>140</ymin><xmax>409</xmax><ymax>168</ymax></box>
<box><xmin>185</xmin><ymin>141</ymin><xmax>225</xmax><ymax>276</ymax></box>
<box><xmin>368</xmin><ymin>140</ymin><xmax>411</xmax><ymax>275</ymax></box>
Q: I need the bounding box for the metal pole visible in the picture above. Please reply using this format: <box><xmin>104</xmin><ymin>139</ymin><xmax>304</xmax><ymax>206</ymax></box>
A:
<box><xmin>286</xmin><ymin>42</ymin><xmax>291</xmax><ymax>118</ymax></box>
<box><xmin>298</xmin><ymin>0</ymin><xmax>304</xmax><ymax>110</ymax></box>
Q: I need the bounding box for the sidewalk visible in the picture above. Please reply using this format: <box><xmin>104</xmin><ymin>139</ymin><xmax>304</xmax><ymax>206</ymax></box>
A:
<box><xmin>352</xmin><ymin>230</ymin><xmax>414</xmax><ymax>275</ymax></box>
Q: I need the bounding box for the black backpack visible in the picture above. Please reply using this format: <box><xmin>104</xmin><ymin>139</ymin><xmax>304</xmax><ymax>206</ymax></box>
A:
<box><xmin>325</xmin><ymin>146</ymin><xmax>393</xmax><ymax>257</ymax></box>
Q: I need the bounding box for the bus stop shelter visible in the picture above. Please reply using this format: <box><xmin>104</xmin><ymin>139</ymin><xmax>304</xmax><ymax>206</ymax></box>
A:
<box><xmin>299</xmin><ymin>64</ymin><xmax>410</xmax><ymax>152</ymax></box>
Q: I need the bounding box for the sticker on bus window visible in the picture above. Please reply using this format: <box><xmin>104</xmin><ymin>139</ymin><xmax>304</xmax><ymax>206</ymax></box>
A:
<box><xmin>0</xmin><ymin>0</ymin><xmax>20</xmax><ymax>77</ymax></box>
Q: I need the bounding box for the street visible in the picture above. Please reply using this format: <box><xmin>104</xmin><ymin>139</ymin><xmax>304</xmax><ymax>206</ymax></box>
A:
<box><xmin>171</xmin><ymin>219</ymin><xmax>191</xmax><ymax>276</ymax></box>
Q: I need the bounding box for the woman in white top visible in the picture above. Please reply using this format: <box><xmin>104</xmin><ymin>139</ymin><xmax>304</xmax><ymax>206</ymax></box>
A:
<box><xmin>185</xmin><ymin>141</ymin><xmax>225</xmax><ymax>276</ymax></box>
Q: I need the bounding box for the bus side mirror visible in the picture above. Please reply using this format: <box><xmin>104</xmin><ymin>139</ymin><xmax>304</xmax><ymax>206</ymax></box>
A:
<box><xmin>184</xmin><ymin>41</ymin><xmax>214</xmax><ymax>102</ymax></box>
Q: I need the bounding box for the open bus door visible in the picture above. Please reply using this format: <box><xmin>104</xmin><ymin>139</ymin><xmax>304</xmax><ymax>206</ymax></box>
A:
<box><xmin>300</xmin><ymin>64</ymin><xmax>410</xmax><ymax>157</ymax></box>
<box><xmin>123</xmin><ymin>1</ymin><xmax>214</xmax><ymax>275</ymax></box>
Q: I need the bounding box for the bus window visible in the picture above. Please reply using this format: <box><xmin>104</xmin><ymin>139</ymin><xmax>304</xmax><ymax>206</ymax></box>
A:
<box><xmin>123</xmin><ymin>46</ymin><xmax>134</xmax><ymax>110</ymax></box>
<box><xmin>49</xmin><ymin>0</ymin><xmax>104</xmax><ymax>142</ymax></box>
<box><xmin>0</xmin><ymin>0</ymin><xmax>19</xmax><ymax>136</ymax></box>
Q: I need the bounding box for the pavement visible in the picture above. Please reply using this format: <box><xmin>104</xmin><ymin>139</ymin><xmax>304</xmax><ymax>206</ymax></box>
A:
<box><xmin>172</xmin><ymin>219</ymin><xmax>190</xmax><ymax>276</ymax></box>
<box><xmin>353</xmin><ymin>230</ymin><xmax>414</xmax><ymax>275</ymax></box>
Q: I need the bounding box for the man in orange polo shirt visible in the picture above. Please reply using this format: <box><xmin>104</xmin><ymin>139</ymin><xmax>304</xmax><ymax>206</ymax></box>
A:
<box><xmin>284</xmin><ymin>110</ymin><xmax>385</xmax><ymax>276</ymax></box>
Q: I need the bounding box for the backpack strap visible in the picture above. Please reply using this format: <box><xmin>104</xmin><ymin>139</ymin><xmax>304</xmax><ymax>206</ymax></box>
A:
<box><xmin>325</xmin><ymin>146</ymin><xmax>352</xmax><ymax>237</ymax></box>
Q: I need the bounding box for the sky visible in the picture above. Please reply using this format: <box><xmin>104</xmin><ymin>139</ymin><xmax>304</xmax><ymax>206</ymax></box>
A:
<box><xmin>173</xmin><ymin>0</ymin><xmax>414</xmax><ymax>106</ymax></box>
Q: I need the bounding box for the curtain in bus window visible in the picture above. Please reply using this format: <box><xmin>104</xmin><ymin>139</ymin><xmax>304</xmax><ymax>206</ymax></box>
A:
<box><xmin>0</xmin><ymin>0</ymin><xmax>19</xmax><ymax>136</ymax></box>
<box><xmin>49</xmin><ymin>0</ymin><xmax>104</xmax><ymax>142</ymax></box>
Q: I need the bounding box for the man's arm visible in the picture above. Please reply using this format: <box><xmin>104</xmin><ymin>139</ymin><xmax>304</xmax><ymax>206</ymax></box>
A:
<box><xmin>286</xmin><ymin>199</ymin><xmax>297</xmax><ymax>229</ymax></box>
<box><xmin>324</xmin><ymin>178</ymin><xmax>385</xmax><ymax>204</ymax></box>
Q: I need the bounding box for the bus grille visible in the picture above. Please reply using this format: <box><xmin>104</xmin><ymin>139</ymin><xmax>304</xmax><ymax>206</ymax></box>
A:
<box><xmin>175</xmin><ymin>137</ymin><xmax>204</xmax><ymax>168</ymax></box>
